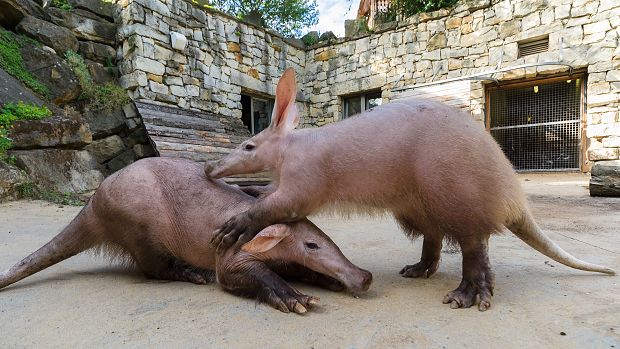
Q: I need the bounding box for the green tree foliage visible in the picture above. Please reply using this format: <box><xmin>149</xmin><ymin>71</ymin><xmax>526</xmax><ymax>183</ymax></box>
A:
<box><xmin>211</xmin><ymin>0</ymin><xmax>319</xmax><ymax>37</ymax></box>
<box><xmin>390</xmin><ymin>0</ymin><xmax>459</xmax><ymax>17</ymax></box>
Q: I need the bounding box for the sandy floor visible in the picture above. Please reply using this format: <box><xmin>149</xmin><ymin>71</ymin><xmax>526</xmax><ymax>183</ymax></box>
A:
<box><xmin>0</xmin><ymin>173</ymin><xmax>618</xmax><ymax>348</ymax></box>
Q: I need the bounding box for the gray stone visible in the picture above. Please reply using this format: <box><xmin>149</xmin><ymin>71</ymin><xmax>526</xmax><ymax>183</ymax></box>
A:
<box><xmin>78</xmin><ymin>41</ymin><xmax>116</xmax><ymax>64</ymax></box>
<box><xmin>85</xmin><ymin>135</ymin><xmax>125</xmax><ymax>163</ymax></box>
<box><xmin>119</xmin><ymin>70</ymin><xmax>148</xmax><ymax>89</ymax></box>
<box><xmin>10</xmin><ymin>148</ymin><xmax>104</xmax><ymax>193</ymax></box>
<box><xmin>498</xmin><ymin>19</ymin><xmax>520</xmax><ymax>39</ymax></box>
<box><xmin>590</xmin><ymin>160</ymin><xmax>620</xmax><ymax>197</ymax></box>
<box><xmin>10</xmin><ymin>116</ymin><xmax>92</xmax><ymax>149</ymax></box>
<box><xmin>0</xmin><ymin>0</ymin><xmax>48</xmax><ymax>28</ymax></box>
<box><xmin>170</xmin><ymin>31</ymin><xmax>188</xmax><ymax>50</ymax></box>
<box><xmin>0</xmin><ymin>161</ymin><xmax>31</xmax><ymax>202</ymax></box>
<box><xmin>464</xmin><ymin>0</ymin><xmax>491</xmax><ymax>11</ymax></box>
<box><xmin>122</xmin><ymin>102</ymin><xmax>138</xmax><ymax>119</ymax></box>
<box><xmin>319</xmin><ymin>31</ymin><xmax>337</xmax><ymax>42</ymax></box>
<box><xmin>135</xmin><ymin>0</ymin><xmax>170</xmax><ymax>17</ymax></box>
<box><xmin>345</xmin><ymin>18</ymin><xmax>368</xmax><ymax>38</ymax></box>
<box><xmin>48</xmin><ymin>7</ymin><xmax>116</xmax><ymax>45</ymax></box>
<box><xmin>136</xmin><ymin>57</ymin><xmax>166</xmax><ymax>75</ymax></box>
<box><xmin>427</xmin><ymin>32</ymin><xmax>447</xmax><ymax>51</ymax></box>
<box><xmin>16</xmin><ymin>15</ymin><xmax>78</xmax><ymax>55</ymax></box>
<box><xmin>514</xmin><ymin>0</ymin><xmax>546</xmax><ymax>17</ymax></box>
<box><xmin>20</xmin><ymin>44</ymin><xmax>81</xmax><ymax>104</ymax></box>
<box><xmin>149</xmin><ymin>80</ymin><xmax>169</xmax><ymax>94</ymax></box>
<box><xmin>85</xmin><ymin>60</ymin><xmax>115</xmax><ymax>84</ymax></box>
<box><xmin>68</xmin><ymin>0</ymin><xmax>115</xmax><ymax>22</ymax></box>
<box><xmin>82</xmin><ymin>107</ymin><xmax>127</xmax><ymax>139</ymax></box>
<box><xmin>106</xmin><ymin>149</ymin><xmax>135</xmax><ymax>173</ymax></box>
<box><xmin>133</xmin><ymin>143</ymin><xmax>155</xmax><ymax>158</ymax></box>
<box><xmin>0</xmin><ymin>68</ymin><xmax>49</xmax><ymax>107</ymax></box>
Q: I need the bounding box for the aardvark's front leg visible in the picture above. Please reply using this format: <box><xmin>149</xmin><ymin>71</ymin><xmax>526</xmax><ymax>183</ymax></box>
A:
<box><xmin>211</xmin><ymin>190</ymin><xmax>309</xmax><ymax>253</ymax></box>
<box><xmin>218</xmin><ymin>257</ymin><xmax>319</xmax><ymax>314</ymax></box>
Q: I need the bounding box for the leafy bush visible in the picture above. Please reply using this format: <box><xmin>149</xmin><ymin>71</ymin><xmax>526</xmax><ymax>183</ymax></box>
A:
<box><xmin>51</xmin><ymin>0</ymin><xmax>72</xmax><ymax>10</ymax></box>
<box><xmin>0</xmin><ymin>28</ymin><xmax>49</xmax><ymax>96</ymax></box>
<box><xmin>65</xmin><ymin>50</ymin><xmax>130</xmax><ymax>111</ymax></box>
<box><xmin>391</xmin><ymin>0</ymin><xmax>459</xmax><ymax>17</ymax></box>
<box><xmin>0</xmin><ymin>102</ymin><xmax>52</xmax><ymax>157</ymax></box>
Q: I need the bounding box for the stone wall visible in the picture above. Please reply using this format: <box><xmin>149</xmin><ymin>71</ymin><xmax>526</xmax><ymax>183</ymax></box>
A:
<box><xmin>114</xmin><ymin>0</ymin><xmax>620</xmax><ymax>195</ymax></box>
<box><xmin>303</xmin><ymin>0</ymin><xmax>620</xmax><ymax>171</ymax></box>
<box><xmin>117</xmin><ymin>0</ymin><xmax>620</xmax><ymax>170</ymax></box>
<box><xmin>116</xmin><ymin>0</ymin><xmax>307</xmax><ymax>120</ymax></box>
<box><xmin>0</xmin><ymin>0</ymin><xmax>156</xmax><ymax>197</ymax></box>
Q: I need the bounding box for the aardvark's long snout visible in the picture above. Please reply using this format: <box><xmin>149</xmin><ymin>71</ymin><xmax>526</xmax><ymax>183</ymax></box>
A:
<box><xmin>342</xmin><ymin>267</ymin><xmax>373</xmax><ymax>292</ymax></box>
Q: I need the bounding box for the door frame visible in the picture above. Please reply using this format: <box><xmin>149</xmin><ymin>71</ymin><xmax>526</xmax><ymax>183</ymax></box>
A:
<box><xmin>484</xmin><ymin>73</ymin><xmax>587</xmax><ymax>172</ymax></box>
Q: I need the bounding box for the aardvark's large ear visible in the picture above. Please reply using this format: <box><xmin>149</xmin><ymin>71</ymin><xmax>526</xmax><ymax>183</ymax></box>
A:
<box><xmin>241</xmin><ymin>224</ymin><xmax>291</xmax><ymax>253</ymax></box>
<box><xmin>269</xmin><ymin>68</ymin><xmax>299</xmax><ymax>133</ymax></box>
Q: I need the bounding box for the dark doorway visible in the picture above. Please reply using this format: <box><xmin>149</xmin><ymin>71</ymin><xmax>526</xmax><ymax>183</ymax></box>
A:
<box><xmin>241</xmin><ymin>94</ymin><xmax>274</xmax><ymax>134</ymax></box>
<box><xmin>487</xmin><ymin>77</ymin><xmax>583</xmax><ymax>171</ymax></box>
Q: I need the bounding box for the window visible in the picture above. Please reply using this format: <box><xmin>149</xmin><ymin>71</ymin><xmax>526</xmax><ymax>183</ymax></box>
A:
<box><xmin>342</xmin><ymin>91</ymin><xmax>382</xmax><ymax>118</ymax></box>
<box><xmin>241</xmin><ymin>94</ymin><xmax>274</xmax><ymax>134</ymax></box>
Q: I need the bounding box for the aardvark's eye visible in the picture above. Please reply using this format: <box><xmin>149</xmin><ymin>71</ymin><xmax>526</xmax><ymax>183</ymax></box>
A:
<box><xmin>305</xmin><ymin>242</ymin><xmax>319</xmax><ymax>250</ymax></box>
<box><xmin>244</xmin><ymin>143</ymin><xmax>255</xmax><ymax>151</ymax></box>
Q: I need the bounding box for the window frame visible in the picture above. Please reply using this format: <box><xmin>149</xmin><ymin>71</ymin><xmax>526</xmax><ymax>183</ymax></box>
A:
<box><xmin>241</xmin><ymin>93</ymin><xmax>274</xmax><ymax>135</ymax></box>
<box><xmin>342</xmin><ymin>90</ymin><xmax>383</xmax><ymax>119</ymax></box>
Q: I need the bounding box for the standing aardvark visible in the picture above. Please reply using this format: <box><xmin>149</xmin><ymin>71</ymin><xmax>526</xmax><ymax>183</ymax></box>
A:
<box><xmin>205</xmin><ymin>68</ymin><xmax>615</xmax><ymax>311</ymax></box>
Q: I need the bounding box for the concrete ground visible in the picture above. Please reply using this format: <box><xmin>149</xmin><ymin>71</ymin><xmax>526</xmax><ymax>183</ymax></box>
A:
<box><xmin>0</xmin><ymin>173</ymin><xmax>618</xmax><ymax>349</ymax></box>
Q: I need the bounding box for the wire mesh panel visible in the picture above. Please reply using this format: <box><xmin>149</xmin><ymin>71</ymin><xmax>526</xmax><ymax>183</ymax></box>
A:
<box><xmin>488</xmin><ymin>78</ymin><xmax>582</xmax><ymax>171</ymax></box>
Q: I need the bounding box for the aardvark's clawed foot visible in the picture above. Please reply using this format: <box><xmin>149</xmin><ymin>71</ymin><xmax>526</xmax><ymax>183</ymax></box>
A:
<box><xmin>399</xmin><ymin>258</ymin><xmax>439</xmax><ymax>278</ymax></box>
<box><xmin>442</xmin><ymin>278</ymin><xmax>493</xmax><ymax>311</ymax></box>
<box><xmin>260</xmin><ymin>286</ymin><xmax>320</xmax><ymax>314</ymax></box>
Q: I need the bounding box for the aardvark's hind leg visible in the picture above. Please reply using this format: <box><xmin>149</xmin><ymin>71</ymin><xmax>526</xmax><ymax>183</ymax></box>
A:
<box><xmin>134</xmin><ymin>249</ymin><xmax>214</xmax><ymax>285</ymax></box>
<box><xmin>443</xmin><ymin>235</ymin><xmax>495</xmax><ymax>311</ymax></box>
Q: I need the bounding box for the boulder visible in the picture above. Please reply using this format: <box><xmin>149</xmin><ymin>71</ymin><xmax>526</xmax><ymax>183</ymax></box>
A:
<box><xmin>106</xmin><ymin>148</ymin><xmax>135</xmax><ymax>173</ymax></box>
<box><xmin>0</xmin><ymin>68</ymin><xmax>49</xmax><ymax>107</ymax></box>
<box><xmin>48</xmin><ymin>7</ymin><xmax>116</xmax><ymax>45</ymax></box>
<box><xmin>84</xmin><ymin>134</ymin><xmax>125</xmax><ymax>163</ymax></box>
<box><xmin>10</xmin><ymin>148</ymin><xmax>104</xmax><ymax>193</ymax></box>
<box><xmin>67</xmin><ymin>0</ymin><xmax>115</xmax><ymax>22</ymax></box>
<box><xmin>0</xmin><ymin>161</ymin><xmax>31</xmax><ymax>202</ymax></box>
<box><xmin>85</xmin><ymin>59</ymin><xmax>115</xmax><ymax>84</ymax></box>
<box><xmin>16</xmin><ymin>15</ymin><xmax>79</xmax><ymax>55</ymax></box>
<box><xmin>301</xmin><ymin>31</ymin><xmax>319</xmax><ymax>46</ymax></box>
<box><xmin>590</xmin><ymin>160</ymin><xmax>620</xmax><ymax>197</ymax></box>
<box><xmin>82</xmin><ymin>107</ymin><xmax>126</xmax><ymax>139</ymax></box>
<box><xmin>78</xmin><ymin>41</ymin><xmax>116</xmax><ymax>64</ymax></box>
<box><xmin>20</xmin><ymin>44</ymin><xmax>81</xmax><ymax>104</ymax></box>
<box><xmin>133</xmin><ymin>143</ymin><xmax>155</xmax><ymax>158</ymax></box>
<box><xmin>319</xmin><ymin>31</ymin><xmax>337</xmax><ymax>42</ymax></box>
<box><xmin>0</xmin><ymin>0</ymin><xmax>48</xmax><ymax>29</ymax></box>
<box><xmin>10</xmin><ymin>116</ymin><xmax>92</xmax><ymax>149</ymax></box>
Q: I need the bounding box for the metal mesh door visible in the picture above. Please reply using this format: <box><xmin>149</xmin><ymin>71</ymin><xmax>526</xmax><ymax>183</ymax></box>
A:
<box><xmin>488</xmin><ymin>78</ymin><xmax>582</xmax><ymax>171</ymax></box>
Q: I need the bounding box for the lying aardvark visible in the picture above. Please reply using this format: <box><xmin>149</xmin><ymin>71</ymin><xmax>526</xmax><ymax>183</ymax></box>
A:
<box><xmin>0</xmin><ymin>157</ymin><xmax>372</xmax><ymax>314</ymax></box>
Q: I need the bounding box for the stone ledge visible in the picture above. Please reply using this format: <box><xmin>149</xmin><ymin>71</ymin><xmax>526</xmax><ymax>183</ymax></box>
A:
<box><xmin>590</xmin><ymin>160</ymin><xmax>620</xmax><ymax>197</ymax></box>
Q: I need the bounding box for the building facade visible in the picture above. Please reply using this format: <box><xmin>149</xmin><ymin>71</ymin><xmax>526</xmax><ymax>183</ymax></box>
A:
<box><xmin>116</xmin><ymin>0</ymin><xmax>620</xmax><ymax>192</ymax></box>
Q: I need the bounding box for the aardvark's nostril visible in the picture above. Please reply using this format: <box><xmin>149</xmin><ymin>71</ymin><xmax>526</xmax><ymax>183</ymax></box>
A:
<box><xmin>361</xmin><ymin>271</ymin><xmax>373</xmax><ymax>291</ymax></box>
<box><xmin>204</xmin><ymin>162</ymin><xmax>216</xmax><ymax>177</ymax></box>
